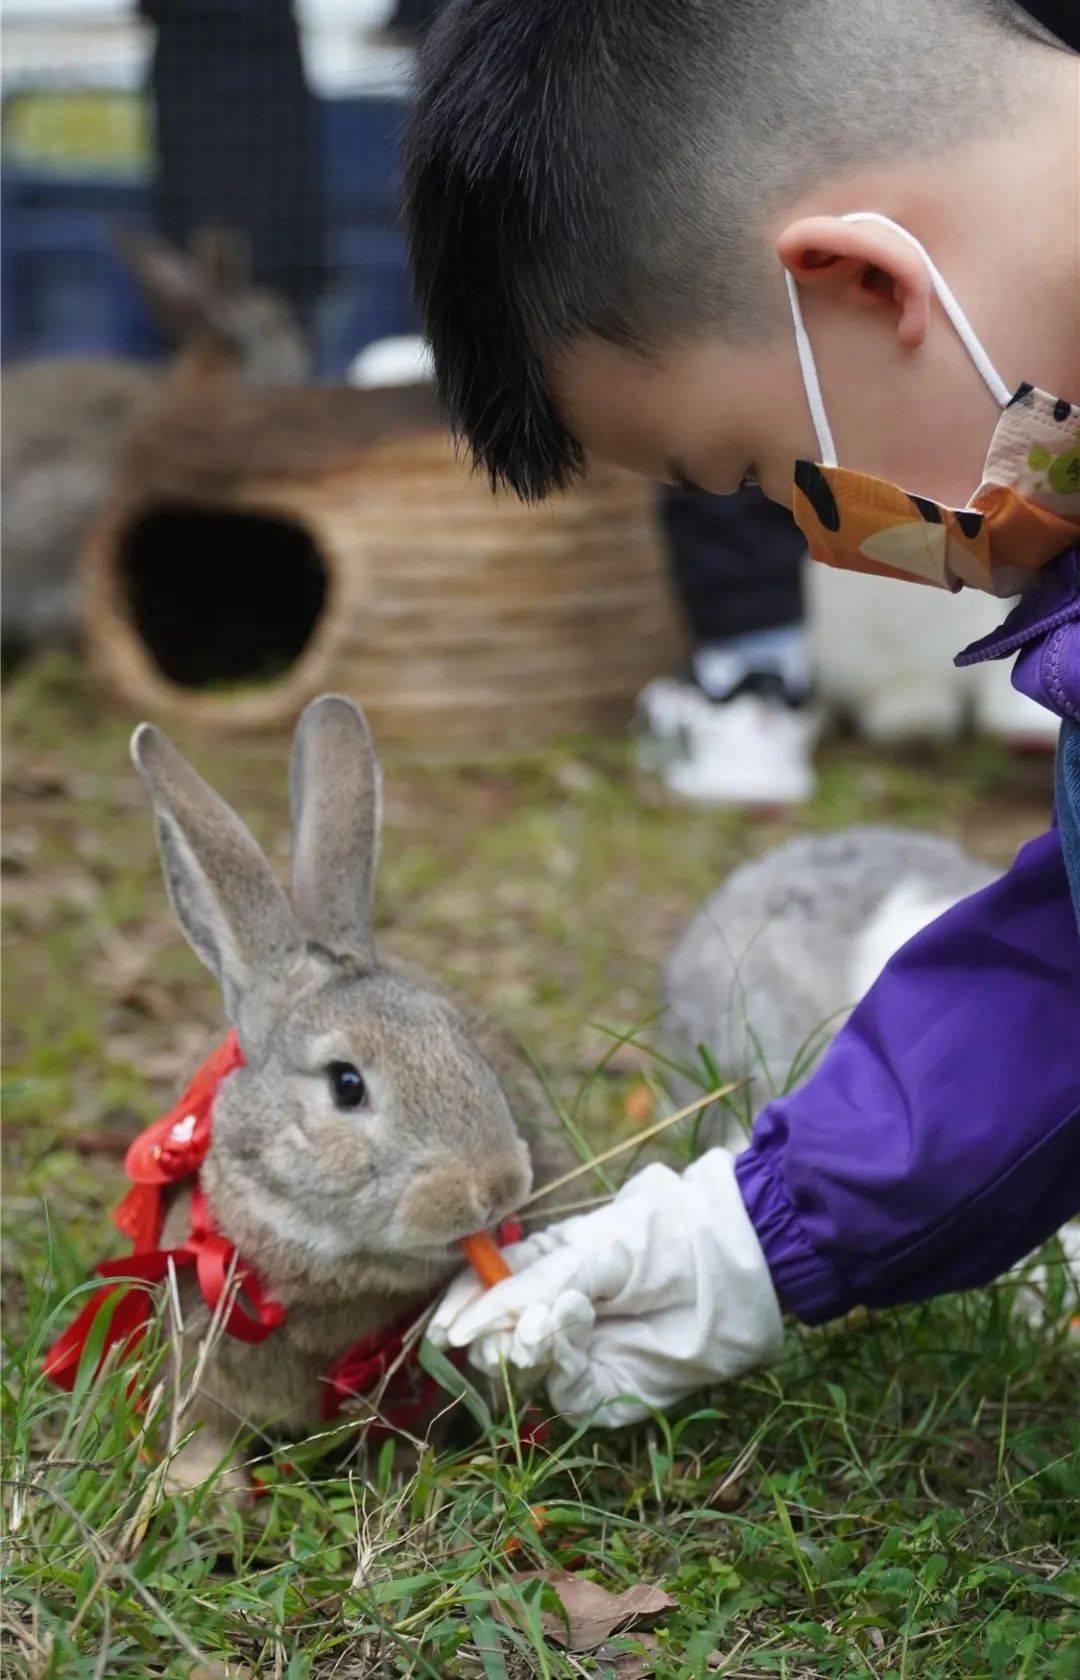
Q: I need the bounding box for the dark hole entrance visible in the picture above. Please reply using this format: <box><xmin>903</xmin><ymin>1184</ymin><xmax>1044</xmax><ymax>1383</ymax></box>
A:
<box><xmin>117</xmin><ymin>503</ymin><xmax>329</xmax><ymax>689</ymax></box>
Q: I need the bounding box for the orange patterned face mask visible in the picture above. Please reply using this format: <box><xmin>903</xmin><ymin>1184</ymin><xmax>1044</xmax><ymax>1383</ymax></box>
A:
<box><xmin>787</xmin><ymin>214</ymin><xmax>1080</xmax><ymax>598</ymax></box>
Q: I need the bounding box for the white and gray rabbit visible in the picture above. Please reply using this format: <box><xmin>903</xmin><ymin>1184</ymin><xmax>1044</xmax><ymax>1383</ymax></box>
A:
<box><xmin>131</xmin><ymin>693</ymin><xmax>572</xmax><ymax>1491</ymax></box>
<box><xmin>664</xmin><ymin>826</ymin><xmax>998</xmax><ymax>1139</ymax></box>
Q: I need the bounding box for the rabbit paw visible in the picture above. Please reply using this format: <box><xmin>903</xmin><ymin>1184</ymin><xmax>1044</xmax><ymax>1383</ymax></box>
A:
<box><xmin>164</xmin><ymin>1430</ymin><xmax>250</xmax><ymax>1503</ymax></box>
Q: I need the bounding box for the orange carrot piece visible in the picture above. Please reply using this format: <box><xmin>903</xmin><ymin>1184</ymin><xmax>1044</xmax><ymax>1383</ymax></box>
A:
<box><xmin>459</xmin><ymin>1230</ymin><xmax>512</xmax><ymax>1288</ymax></box>
<box><xmin>501</xmin><ymin>1506</ymin><xmax>548</xmax><ymax>1553</ymax></box>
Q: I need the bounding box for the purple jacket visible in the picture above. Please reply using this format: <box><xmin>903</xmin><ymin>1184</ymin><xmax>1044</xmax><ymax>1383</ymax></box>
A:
<box><xmin>736</xmin><ymin>549</ymin><xmax>1080</xmax><ymax>1324</ymax></box>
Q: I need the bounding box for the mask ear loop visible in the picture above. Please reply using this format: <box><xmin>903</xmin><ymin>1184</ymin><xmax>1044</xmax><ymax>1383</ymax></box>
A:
<box><xmin>784</xmin><ymin>211</ymin><xmax>1013</xmax><ymax>472</ymax></box>
<box><xmin>784</xmin><ymin>269</ymin><xmax>838</xmax><ymax>467</ymax></box>
<box><xmin>841</xmin><ymin>212</ymin><xmax>1012</xmax><ymax>408</ymax></box>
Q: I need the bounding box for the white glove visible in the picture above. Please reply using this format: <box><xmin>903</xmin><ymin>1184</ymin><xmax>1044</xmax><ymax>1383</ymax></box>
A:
<box><xmin>429</xmin><ymin>1149</ymin><xmax>784</xmax><ymax>1427</ymax></box>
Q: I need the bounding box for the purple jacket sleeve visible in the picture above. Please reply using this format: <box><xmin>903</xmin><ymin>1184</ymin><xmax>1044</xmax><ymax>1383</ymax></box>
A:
<box><xmin>735</xmin><ymin>828</ymin><xmax>1080</xmax><ymax>1325</ymax></box>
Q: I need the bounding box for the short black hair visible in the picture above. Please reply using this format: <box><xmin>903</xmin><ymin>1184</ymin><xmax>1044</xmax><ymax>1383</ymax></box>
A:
<box><xmin>404</xmin><ymin>0</ymin><xmax>1043</xmax><ymax>501</ymax></box>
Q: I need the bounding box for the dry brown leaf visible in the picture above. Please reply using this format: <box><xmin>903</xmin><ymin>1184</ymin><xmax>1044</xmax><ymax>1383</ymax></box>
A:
<box><xmin>0</xmin><ymin>827</ymin><xmax>41</xmax><ymax>872</ymax></box>
<box><xmin>498</xmin><ymin>1569</ymin><xmax>675</xmax><ymax>1653</ymax></box>
<box><xmin>595</xmin><ymin>1632</ymin><xmax>660</xmax><ymax>1677</ymax></box>
<box><xmin>113</xmin><ymin>979</ymin><xmax>175</xmax><ymax>1021</ymax></box>
<box><xmin>708</xmin><ymin>1478</ymin><xmax>745</xmax><ymax>1512</ymax></box>
<box><xmin>4</xmin><ymin>758</ymin><xmax>88</xmax><ymax>802</ymax></box>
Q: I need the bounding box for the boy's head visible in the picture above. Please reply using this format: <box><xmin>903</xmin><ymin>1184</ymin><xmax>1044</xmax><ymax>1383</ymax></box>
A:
<box><xmin>405</xmin><ymin>0</ymin><xmax>1074</xmax><ymax>511</ymax></box>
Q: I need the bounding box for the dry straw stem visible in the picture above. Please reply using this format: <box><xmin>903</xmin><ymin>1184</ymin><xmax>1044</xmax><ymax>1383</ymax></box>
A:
<box><xmin>519</xmin><ymin>1192</ymin><xmax>615</xmax><ymax>1223</ymax></box>
<box><xmin>519</xmin><ymin>1083</ymin><xmax>742</xmax><ymax>1211</ymax></box>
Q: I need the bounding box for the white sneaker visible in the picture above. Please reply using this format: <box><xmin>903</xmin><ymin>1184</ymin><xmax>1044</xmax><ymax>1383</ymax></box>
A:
<box><xmin>634</xmin><ymin>677</ymin><xmax>704</xmax><ymax>773</ymax></box>
<box><xmin>636</xmin><ymin>679</ymin><xmax>817</xmax><ymax>805</ymax></box>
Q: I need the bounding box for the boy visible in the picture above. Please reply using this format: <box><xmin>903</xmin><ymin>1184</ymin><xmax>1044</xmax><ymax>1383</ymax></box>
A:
<box><xmin>406</xmin><ymin>0</ymin><xmax>1080</xmax><ymax>1424</ymax></box>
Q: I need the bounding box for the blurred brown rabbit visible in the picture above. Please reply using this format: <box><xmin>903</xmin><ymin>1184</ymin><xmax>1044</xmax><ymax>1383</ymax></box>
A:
<box><xmin>1</xmin><ymin>229</ymin><xmax>311</xmax><ymax>658</ymax></box>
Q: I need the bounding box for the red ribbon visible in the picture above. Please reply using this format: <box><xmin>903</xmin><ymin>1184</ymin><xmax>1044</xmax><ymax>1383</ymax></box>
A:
<box><xmin>43</xmin><ymin>1035</ymin><xmax>525</xmax><ymax>1441</ymax></box>
<box><xmin>320</xmin><ymin>1219</ymin><xmax>523</xmax><ymax>1428</ymax></box>
<box><xmin>43</xmin><ymin>1256</ymin><xmax>170</xmax><ymax>1391</ymax></box>
<box><xmin>321</xmin><ymin>1302</ymin><xmax>444</xmax><ymax>1429</ymax></box>
<box><xmin>43</xmin><ymin>1188</ymin><xmax>287</xmax><ymax>1391</ymax></box>
<box><xmin>43</xmin><ymin>1032</ymin><xmax>285</xmax><ymax>1392</ymax></box>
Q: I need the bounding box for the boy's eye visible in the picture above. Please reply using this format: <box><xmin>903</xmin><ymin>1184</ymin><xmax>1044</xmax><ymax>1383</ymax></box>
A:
<box><xmin>327</xmin><ymin>1062</ymin><xmax>368</xmax><ymax>1111</ymax></box>
<box><xmin>665</xmin><ymin>459</ymin><xmax>704</xmax><ymax>495</ymax></box>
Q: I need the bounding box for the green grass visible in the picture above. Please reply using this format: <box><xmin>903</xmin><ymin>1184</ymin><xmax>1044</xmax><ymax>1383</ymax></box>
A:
<box><xmin>5</xmin><ymin>1247</ymin><xmax>1078</xmax><ymax>1678</ymax></box>
<box><xmin>3</xmin><ymin>655</ymin><xmax>1077</xmax><ymax>1677</ymax></box>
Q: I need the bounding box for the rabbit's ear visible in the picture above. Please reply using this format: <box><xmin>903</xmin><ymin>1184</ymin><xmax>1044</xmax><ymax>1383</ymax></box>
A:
<box><xmin>289</xmin><ymin>695</ymin><xmax>380</xmax><ymax>960</ymax></box>
<box><xmin>131</xmin><ymin>723</ymin><xmax>300</xmax><ymax>1016</ymax></box>
<box><xmin>116</xmin><ymin>230</ymin><xmax>222</xmax><ymax>339</ymax></box>
<box><xmin>191</xmin><ymin>226</ymin><xmax>249</xmax><ymax>298</ymax></box>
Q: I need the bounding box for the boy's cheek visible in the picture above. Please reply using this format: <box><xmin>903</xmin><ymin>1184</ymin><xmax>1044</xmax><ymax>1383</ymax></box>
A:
<box><xmin>554</xmin><ymin>331</ymin><xmax>823</xmax><ymax>507</ymax></box>
<box><xmin>557</xmin><ymin>323</ymin><xmax>1004</xmax><ymax>509</ymax></box>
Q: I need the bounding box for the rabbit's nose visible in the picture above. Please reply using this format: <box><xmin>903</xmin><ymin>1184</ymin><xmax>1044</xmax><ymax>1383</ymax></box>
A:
<box><xmin>474</xmin><ymin>1163</ymin><xmax>530</xmax><ymax>1226</ymax></box>
<box><xmin>396</xmin><ymin>1152</ymin><xmax>531</xmax><ymax>1246</ymax></box>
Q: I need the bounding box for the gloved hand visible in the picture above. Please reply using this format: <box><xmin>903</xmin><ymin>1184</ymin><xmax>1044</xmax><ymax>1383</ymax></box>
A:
<box><xmin>429</xmin><ymin>1148</ymin><xmax>784</xmax><ymax>1427</ymax></box>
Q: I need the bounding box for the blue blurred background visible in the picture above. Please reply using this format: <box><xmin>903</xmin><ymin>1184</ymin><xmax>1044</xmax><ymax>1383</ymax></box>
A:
<box><xmin>2</xmin><ymin>1</ymin><xmax>423</xmax><ymax>379</ymax></box>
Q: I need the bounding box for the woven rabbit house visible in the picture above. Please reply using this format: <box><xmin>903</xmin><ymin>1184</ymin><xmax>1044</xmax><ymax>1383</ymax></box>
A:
<box><xmin>83</xmin><ymin>369</ymin><xmax>682</xmax><ymax>751</ymax></box>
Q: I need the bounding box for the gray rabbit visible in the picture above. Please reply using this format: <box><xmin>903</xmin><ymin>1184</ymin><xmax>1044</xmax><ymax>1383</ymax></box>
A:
<box><xmin>131</xmin><ymin>694</ymin><xmax>571</xmax><ymax>1491</ymax></box>
<box><xmin>2</xmin><ymin>229</ymin><xmax>310</xmax><ymax>658</ymax></box>
<box><xmin>664</xmin><ymin>827</ymin><xmax>997</xmax><ymax>1137</ymax></box>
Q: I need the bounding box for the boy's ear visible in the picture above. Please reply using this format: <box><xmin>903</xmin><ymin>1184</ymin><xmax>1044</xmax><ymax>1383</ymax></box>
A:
<box><xmin>776</xmin><ymin>216</ymin><xmax>932</xmax><ymax>349</ymax></box>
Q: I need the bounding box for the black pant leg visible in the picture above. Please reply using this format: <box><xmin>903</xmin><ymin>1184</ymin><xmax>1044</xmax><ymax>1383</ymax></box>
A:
<box><xmin>660</xmin><ymin>484</ymin><xmax>805</xmax><ymax>647</ymax></box>
<box><xmin>143</xmin><ymin>0</ymin><xmax>326</xmax><ymax>321</ymax></box>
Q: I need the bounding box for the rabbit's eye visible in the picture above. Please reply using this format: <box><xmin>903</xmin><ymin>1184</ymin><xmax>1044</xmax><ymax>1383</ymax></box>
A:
<box><xmin>327</xmin><ymin>1062</ymin><xmax>368</xmax><ymax>1111</ymax></box>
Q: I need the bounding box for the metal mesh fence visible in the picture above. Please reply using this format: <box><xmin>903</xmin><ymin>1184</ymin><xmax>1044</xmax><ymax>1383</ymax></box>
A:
<box><xmin>2</xmin><ymin>1</ymin><xmax>429</xmax><ymax>378</ymax></box>
<box><xmin>5</xmin><ymin>2</ymin><xmax>1075</xmax><ymax>379</ymax></box>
